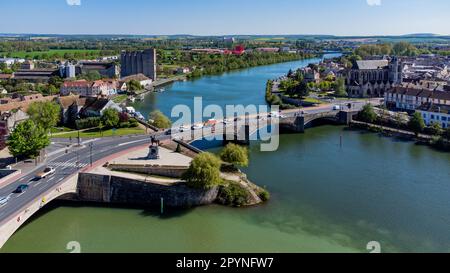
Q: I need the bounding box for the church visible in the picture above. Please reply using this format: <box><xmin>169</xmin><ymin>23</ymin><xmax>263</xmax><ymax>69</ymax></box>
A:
<box><xmin>342</xmin><ymin>57</ymin><xmax>403</xmax><ymax>98</ymax></box>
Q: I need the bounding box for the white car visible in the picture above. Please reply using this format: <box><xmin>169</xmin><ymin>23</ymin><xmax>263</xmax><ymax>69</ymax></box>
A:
<box><xmin>179</xmin><ymin>125</ymin><xmax>190</xmax><ymax>132</ymax></box>
<box><xmin>0</xmin><ymin>196</ymin><xmax>10</xmax><ymax>206</ymax></box>
<box><xmin>333</xmin><ymin>105</ymin><xmax>341</xmax><ymax>110</ymax></box>
<box><xmin>36</xmin><ymin>167</ymin><xmax>56</xmax><ymax>179</ymax></box>
<box><xmin>192</xmin><ymin>124</ymin><xmax>204</xmax><ymax>130</ymax></box>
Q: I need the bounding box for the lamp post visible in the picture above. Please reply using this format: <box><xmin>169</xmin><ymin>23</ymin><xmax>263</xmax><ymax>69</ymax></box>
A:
<box><xmin>89</xmin><ymin>143</ymin><xmax>93</xmax><ymax>167</ymax></box>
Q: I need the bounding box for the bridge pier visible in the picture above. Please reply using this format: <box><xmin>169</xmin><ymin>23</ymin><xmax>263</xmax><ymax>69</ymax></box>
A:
<box><xmin>223</xmin><ymin>124</ymin><xmax>250</xmax><ymax>146</ymax></box>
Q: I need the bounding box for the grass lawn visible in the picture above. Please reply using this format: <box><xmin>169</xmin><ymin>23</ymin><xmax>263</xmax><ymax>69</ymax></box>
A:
<box><xmin>55</xmin><ymin>127</ymin><xmax>145</xmax><ymax>138</ymax></box>
<box><xmin>113</xmin><ymin>94</ymin><xmax>128</xmax><ymax>104</ymax></box>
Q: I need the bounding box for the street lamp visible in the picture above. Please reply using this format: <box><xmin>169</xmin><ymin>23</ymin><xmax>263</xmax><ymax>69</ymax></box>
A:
<box><xmin>89</xmin><ymin>143</ymin><xmax>93</xmax><ymax>167</ymax></box>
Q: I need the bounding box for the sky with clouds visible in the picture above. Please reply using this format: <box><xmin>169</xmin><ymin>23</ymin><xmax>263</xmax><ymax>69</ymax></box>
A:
<box><xmin>0</xmin><ymin>0</ymin><xmax>449</xmax><ymax>36</ymax></box>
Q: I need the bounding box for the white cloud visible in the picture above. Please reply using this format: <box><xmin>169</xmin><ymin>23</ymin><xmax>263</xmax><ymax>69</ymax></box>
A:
<box><xmin>66</xmin><ymin>0</ymin><xmax>81</xmax><ymax>6</ymax></box>
<box><xmin>366</xmin><ymin>0</ymin><xmax>382</xmax><ymax>6</ymax></box>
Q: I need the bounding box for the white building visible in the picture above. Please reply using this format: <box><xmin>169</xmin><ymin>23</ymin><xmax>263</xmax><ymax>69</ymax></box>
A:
<box><xmin>417</xmin><ymin>104</ymin><xmax>450</xmax><ymax>129</ymax></box>
<box><xmin>0</xmin><ymin>58</ymin><xmax>25</xmax><ymax>67</ymax></box>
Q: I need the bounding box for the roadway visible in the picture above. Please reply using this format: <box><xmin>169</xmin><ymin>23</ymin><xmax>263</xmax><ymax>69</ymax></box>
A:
<box><xmin>0</xmin><ymin>134</ymin><xmax>157</xmax><ymax>225</ymax></box>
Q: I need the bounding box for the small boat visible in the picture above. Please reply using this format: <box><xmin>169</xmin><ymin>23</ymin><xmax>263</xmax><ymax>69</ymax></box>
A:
<box><xmin>128</xmin><ymin>97</ymin><xmax>136</xmax><ymax>103</ymax></box>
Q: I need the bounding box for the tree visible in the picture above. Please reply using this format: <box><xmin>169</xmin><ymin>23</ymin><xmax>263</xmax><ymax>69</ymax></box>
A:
<box><xmin>443</xmin><ymin>127</ymin><xmax>450</xmax><ymax>140</ymax></box>
<box><xmin>428</xmin><ymin>122</ymin><xmax>443</xmax><ymax>136</ymax></box>
<box><xmin>183</xmin><ymin>152</ymin><xmax>222</xmax><ymax>189</ymax></box>
<box><xmin>220</xmin><ymin>143</ymin><xmax>249</xmax><ymax>167</ymax></box>
<box><xmin>149</xmin><ymin>110</ymin><xmax>172</xmax><ymax>129</ymax></box>
<box><xmin>333</xmin><ymin>77</ymin><xmax>348</xmax><ymax>97</ymax></box>
<box><xmin>27</xmin><ymin>101</ymin><xmax>61</xmax><ymax>131</ymax></box>
<box><xmin>358</xmin><ymin>104</ymin><xmax>377</xmax><ymax>123</ymax></box>
<box><xmin>408</xmin><ymin>112</ymin><xmax>425</xmax><ymax>135</ymax></box>
<box><xmin>101</xmin><ymin>108</ymin><xmax>120</xmax><ymax>129</ymax></box>
<box><xmin>7</xmin><ymin>120</ymin><xmax>50</xmax><ymax>159</ymax></box>
<box><xmin>127</xmin><ymin>80</ymin><xmax>143</xmax><ymax>92</ymax></box>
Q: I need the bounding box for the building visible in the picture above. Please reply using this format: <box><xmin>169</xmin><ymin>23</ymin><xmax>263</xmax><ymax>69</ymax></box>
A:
<box><xmin>120</xmin><ymin>49</ymin><xmax>157</xmax><ymax>80</ymax></box>
<box><xmin>77</xmin><ymin>61</ymin><xmax>119</xmax><ymax>78</ymax></box>
<box><xmin>0</xmin><ymin>58</ymin><xmax>25</xmax><ymax>67</ymax></box>
<box><xmin>119</xmin><ymin>74</ymin><xmax>153</xmax><ymax>91</ymax></box>
<box><xmin>417</xmin><ymin>103</ymin><xmax>450</xmax><ymax>129</ymax></box>
<box><xmin>55</xmin><ymin>95</ymin><xmax>87</xmax><ymax>125</ymax></box>
<box><xmin>343</xmin><ymin>57</ymin><xmax>403</xmax><ymax>98</ymax></box>
<box><xmin>59</xmin><ymin>62</ymin><xmax>76</xmax><ymax>78</ymax></box>
<box><xmin>79</xmin><ymin>97</ymin><xmax>122</xmax><ymax>118</ymax></box>
<box><xmin>0</xmin><ymin>109</ymin><xmax>29</xmax><ymax>150</ymax></box>
<box><xmin>12</xmin><ymin>69</ymin><xmax>59</xmax><ymax>82</ymax></box>
<box><xmin>60</xmin><ymin>79</ymin><xmax>118</xmax><ymax>97</ymax></box>
<box><xmin>385</xmin><ymin>85</ymin><xmax>450</xmax><ymax>111</ymax></box>
<box><xmin>299</xmin><ymin>67</ymin><xmax>321</xmax><ymax>83</ymax></box>
<box><xmin>20</xmin><ymin>60</ymin><xmax>34</xmax><ymax>70</ymax></box>
<box><xmin>256</xmin><ymin>48</ymin><xmax>280</xmax><ymax>53</ymax></box>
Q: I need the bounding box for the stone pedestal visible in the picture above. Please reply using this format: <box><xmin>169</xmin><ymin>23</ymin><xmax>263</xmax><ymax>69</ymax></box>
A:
<box><xmin>147</xmin><ymin>145</ymin><xmax>160</xmax><ymax>160</ymax></box>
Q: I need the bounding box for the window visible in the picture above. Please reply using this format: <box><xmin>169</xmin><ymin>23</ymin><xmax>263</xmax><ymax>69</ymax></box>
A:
<box><xmin>442</xmin><ymin>116</ymin><xmax>447</xmax><ymax>121</ymax></box>
<box><xmin>431</xmin><ymin>115</ymin><xmax>435</xmax><ymax>119</ymax></box>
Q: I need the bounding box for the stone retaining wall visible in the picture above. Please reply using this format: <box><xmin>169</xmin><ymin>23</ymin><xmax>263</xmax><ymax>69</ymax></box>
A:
<box><xmin>107</xmin><ymin>164</ymin><xmax>188</xmax><ymax>178</ymax></box>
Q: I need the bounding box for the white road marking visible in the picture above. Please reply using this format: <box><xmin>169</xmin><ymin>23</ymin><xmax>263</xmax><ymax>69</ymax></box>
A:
<box><xmin>118</xmin><ymin>139</ymin><xmax>149</xmax><ymax>147</ymax></box>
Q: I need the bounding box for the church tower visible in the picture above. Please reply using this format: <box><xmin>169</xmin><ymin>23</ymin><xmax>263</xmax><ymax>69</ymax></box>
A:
<box><xmin>389</xmin><ymin>56</ymin><xmax>403</xmax><ymax>84</ymax></box>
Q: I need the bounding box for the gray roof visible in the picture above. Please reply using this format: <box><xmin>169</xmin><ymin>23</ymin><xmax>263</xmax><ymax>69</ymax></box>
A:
<box><xmin>355</xmin><ymin>60</ymin><xmax>389</xmax><ymax>70</ymax></box>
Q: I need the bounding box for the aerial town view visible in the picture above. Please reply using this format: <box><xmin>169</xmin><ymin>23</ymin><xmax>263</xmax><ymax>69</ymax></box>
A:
<box><xmin>0</xmin><ymin>0</ymin><xmax>449</xmax><ymax>267</ymax></box>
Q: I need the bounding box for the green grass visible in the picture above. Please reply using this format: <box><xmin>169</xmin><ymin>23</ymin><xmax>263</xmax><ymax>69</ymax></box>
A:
<box><xmin>54</xmin><ymin>127</ymin><xmax>145</xmax><ymax>138</ymax></box>
<box><xmin>302</xmin><ymin>97</ymin><xmax>324</xmax><ymax>104</ymax></box>
<box><xmin>1</xmin><ymin>49</ymin><xmax>101</xmax><ymax>59</ymax></box>
<box><xmin>113</xmin><ymin>94</ymin><xmax>128</xmax><ymax>104</ymax></box>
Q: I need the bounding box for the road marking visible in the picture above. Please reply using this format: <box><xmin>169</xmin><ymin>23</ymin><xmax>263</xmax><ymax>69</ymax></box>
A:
<box><xmin>49</xmin><ymin>162</ymin><xmax>88</xmax><ymax>168</ymax></box>
<box><xmin>118</xmin><ymin>139</ymin><xmax>149</xmax><ymax>147</ymax></box>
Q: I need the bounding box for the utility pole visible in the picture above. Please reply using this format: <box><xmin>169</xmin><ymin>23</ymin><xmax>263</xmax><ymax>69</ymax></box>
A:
<box><xmin>77</xmin><ymin>130</ymin><xmax>81</xmax><ymax>146</ymax></box>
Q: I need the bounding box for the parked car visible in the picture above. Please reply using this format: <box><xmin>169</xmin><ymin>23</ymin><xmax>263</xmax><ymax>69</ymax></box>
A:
<box><xmin>36</xmin><ymin>167</ymin><xmax>56</xmax><ymax>179</ymax></box>
<box><xmin>0</xmin><ymin>196</ymin><xmax>10</xmax><ymax>206</ymax></box>
<box><xmin>333</xmin><ymin>105</ymin><xmax>341</xmax><ymax>110</ymax></box>
<box><xmin>14</xmin><ymin>184</ymin><xmax>29</xmax><ymax>194</ymax></box>
<box><xmin>192</xmin><ymin>124</ymin><xmax>204</xmax><ymax>130</ymax></box>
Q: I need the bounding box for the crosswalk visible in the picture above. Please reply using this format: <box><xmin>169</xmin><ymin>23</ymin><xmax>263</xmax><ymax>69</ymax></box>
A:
<box><xmin>49</xmin><ymin>162</ymin><xmax>88</xmax><ymax>168</ymax></box>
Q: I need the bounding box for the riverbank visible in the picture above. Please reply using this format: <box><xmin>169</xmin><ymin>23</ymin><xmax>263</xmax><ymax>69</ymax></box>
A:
<box><xmin>349</xmin><ymin>120</ymin><xmax>450</xmax><ymax>152</ymax></box>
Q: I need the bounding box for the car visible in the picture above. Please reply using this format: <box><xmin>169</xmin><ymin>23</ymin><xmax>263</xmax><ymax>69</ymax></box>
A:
<box><xmin>14</xmin><ymin>184</ymin><xmax>29</xmax><ymax>194</ymax></box>
<box><xmin>0</xmin><ymin>196</ymin><xmax>10</xmax><ymax>206</ymax></box>
<box><xmin>222</xmin><ymin>119</ymin><xmax>232</xmax><ymax>125</ymax></box>
<box><xmin>191</xmin><ymin>124</ymin><xmax>204</xmax><ymax>130</ymax></box>
<box><xmin>36</xmin><ymin>167</ymin><xmax>56</xmax><ymax>179</ymax></box>
<box><xmin>180</xmin><ymin>125</ymin><xmax>190</xmax><ymax>132</ymax></box>
<box><xmin>333</xmin><ymin>105</ymin><xmax>341</xmax><ymax>110</ymax></box>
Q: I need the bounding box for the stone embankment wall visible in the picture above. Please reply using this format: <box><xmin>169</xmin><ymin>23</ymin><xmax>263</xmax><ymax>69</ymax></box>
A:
<box><xmin>67</xmin><ymin>173</ymin><xmax>219</xmax><ymax>208</ymax></box>
<box><xmin>107</xmin><ymin>164</ymin><xmax>188</xmax><ymax>178</ymax></box>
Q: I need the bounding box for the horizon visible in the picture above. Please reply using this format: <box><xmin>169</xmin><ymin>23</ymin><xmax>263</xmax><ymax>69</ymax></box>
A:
<box><xmin>1</xmin><ymin>0</ymin><xmax>449</xmax><ymax>36</ymax></box>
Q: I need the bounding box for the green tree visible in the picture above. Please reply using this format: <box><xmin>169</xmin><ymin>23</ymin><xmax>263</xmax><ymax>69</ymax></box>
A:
<box><xmin>101</xmin><ymin>108</ymin><xmax>120</xmax><ymax>129</ymax></box>
<box><xmin>443</xmin><ymin>127</ymin><xmax>450</xmax><ymax>140</ymax></box>
<box><xmin>183</xmin><ymin>152</ymin><xmax>222</xmax><ymax>189</ymax></box>
<box><xmin>333</xmin><ymin>77</ymin><xmax>348</xmax><ymax>97</ymax></box>
<box><xmin>149</xmin><ymin>110</ymin><xmax>172</xmax><ymax>129</ymax></box>
<box><xmin>429</xmin><ymin>122</ymin><xmax>443</xmax><ymax>136</ymax></box>
<box><xmin>127</xmin><ymin>80</ymin><xmax>143</xmax><ymax>92</ymax></box>
<box><xmin>408</xmin><ymin>112</ymin><xmax>425</xmax><ymax>135</ymax></box>
<box><xmin>358</xmin><ymin>104</ymin><xmax>377</xmax><ymax>123</ymax></box>
<box><xmin>7</xmin><ymin>120</ymin><xmax>50</xmax><ymax>159</ymax></box>
<box><xmin>27</xmin><ymin>101</ymin><xmax>61</xmax><ymax>131</ymax></box>
<box><xmin>220</xmin><ymin>143</ymin><xmax>249</xmax><ymax>167</ymax></box>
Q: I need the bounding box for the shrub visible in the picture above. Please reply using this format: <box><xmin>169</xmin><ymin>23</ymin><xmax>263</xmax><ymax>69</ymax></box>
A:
<box><xmin>183</xmin><ymin>153</ymin><xmax>222</xmax><ymax>189</ymax></box>
<box><xmin>258</xmin><ymin>189</ymin><xmax>270</xmax><ymax>202</ymax></box>
<box><xmin>217</xmin><ymin>181</ymin><xmax>250</xmax><ymax>207</ymax></box>
<box><xmin>75</xmin><ymin>117</ymin><xmax>101</xmax><ymax>130</ymax></box>
<box><xmin>220</xmin><ymin>143</ymin><xmax>249</xmax><ymax>167</ymax></box>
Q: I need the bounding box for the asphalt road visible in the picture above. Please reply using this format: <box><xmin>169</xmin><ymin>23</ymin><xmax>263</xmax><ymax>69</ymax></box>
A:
<box><xmin>0</xmin><ymin>134</ymin><xmax>155</xmax><ymax>224</ymax></box>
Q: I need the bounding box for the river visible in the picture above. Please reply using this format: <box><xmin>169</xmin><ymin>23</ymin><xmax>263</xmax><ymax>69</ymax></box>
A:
<box><xmin>2</xmin><ymin>54</ymin><xmax>450</xmax><ymax>253</ymax></box>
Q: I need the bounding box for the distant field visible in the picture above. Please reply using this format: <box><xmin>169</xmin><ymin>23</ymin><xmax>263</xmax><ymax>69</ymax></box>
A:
<box><xmin>1</xmin><ymin>49</ymin><xmax>101</xmax><ymax>59</ymax></box>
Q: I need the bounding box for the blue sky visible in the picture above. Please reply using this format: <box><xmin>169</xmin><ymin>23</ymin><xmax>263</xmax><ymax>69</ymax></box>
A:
<box><xmin>1</xmin><ymin>0</ymin><xmax>449</xmax><ymax>36</ymax></box>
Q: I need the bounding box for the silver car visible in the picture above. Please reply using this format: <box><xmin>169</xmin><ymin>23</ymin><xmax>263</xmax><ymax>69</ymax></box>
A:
<box><xmin>0</xmin><ymin>196</ymin><xmax>10</xmax><ymax>206</ymax></box>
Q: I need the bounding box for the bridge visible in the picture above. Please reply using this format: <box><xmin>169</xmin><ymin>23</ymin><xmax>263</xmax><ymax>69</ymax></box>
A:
<box><xmin>174</xmin><ymin>108</ymin><xmax>359</xmax><ymax>147</ymax></box>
